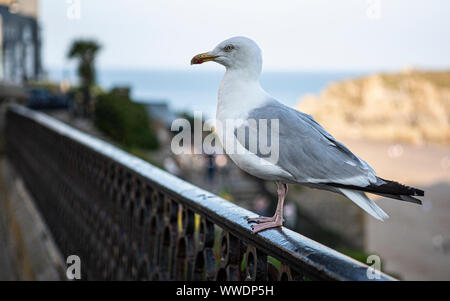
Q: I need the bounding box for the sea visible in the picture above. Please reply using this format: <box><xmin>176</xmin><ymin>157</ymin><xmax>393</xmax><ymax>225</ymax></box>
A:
<box><xmin>48</xmin><ymin>69</ymin><xmax>367</xmax><ymax>118</ymax></box>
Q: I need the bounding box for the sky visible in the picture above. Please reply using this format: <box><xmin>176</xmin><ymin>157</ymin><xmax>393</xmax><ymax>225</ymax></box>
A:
<box><xmin>39</xmin><ymin>0</ymin><xmax>450</xmax><ymax>72</ymax></box>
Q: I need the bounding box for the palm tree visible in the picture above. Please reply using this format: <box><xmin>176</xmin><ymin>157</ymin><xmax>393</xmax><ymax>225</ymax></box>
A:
<box><xmin>67</xmin><ymin>40</ymin><xmax>101</xmax><ymax>116</ymax></box>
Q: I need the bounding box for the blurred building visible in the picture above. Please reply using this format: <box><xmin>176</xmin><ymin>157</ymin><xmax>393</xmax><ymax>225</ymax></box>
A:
<box><xmin>143</xmin><ymin>102</ymin><xmax>177</xmax><ymax>128</ymax></box>
<box><xmin>0</xmin><ymin>0</ymin><xmax>42</xmax><ymax>83</ymax></box>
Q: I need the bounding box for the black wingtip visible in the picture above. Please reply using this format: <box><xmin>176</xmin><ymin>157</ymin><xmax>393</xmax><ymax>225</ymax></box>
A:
<box><xmin>377</xmin><ymin>177</ymin><xmax>424</xmax><ymax>197</ymax></box>
<box><xmin>414</xmin><ymin>189</ymin><xmax>425</xmax><ymax>197</ymax></box>
<box><xmin>400</xmin><ymin>195</ymin><xmax>423</xmax><ymax>205</ymax></box>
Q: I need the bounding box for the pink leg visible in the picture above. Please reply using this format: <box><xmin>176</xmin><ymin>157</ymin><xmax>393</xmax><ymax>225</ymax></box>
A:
<box><xmin>248</xmin><ymin>182</ymin><xmax>288</xmax><ymax>234</ymax></box>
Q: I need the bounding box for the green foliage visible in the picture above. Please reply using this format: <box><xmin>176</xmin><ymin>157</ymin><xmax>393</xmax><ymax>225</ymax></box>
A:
<box><xmin>94</xmin><ymin>92</ymin><xmax>159</xmax><ymax>150</ymax></box>
<box><xmin>26</xmin><ymin>80</ymin><xmax>60</xmax><ymax>92</ymax></box>
<box><xmin>337</xmin><ymin>248</ymin><xmax>370</xmax><ymax>264</ymax></box>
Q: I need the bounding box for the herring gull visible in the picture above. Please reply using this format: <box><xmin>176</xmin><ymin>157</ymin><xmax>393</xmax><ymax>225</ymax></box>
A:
<box><xmin>191</xmin><ymin>36</ymin><xmax>424</xmax><ymax>234</ymax></box>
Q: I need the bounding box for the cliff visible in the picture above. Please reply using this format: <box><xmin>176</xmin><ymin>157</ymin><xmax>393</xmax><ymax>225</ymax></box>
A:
<box><xmin>297</xmin><ymin>70</ymin><xmax>450</xmax><ymax>145</ymax></box>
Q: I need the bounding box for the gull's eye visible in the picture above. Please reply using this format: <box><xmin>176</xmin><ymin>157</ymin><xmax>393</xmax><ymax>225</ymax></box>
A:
<box><xmin>224</xmin><ymin>45</ymin><xmax>234</xmax><ymax>52</ymax></box>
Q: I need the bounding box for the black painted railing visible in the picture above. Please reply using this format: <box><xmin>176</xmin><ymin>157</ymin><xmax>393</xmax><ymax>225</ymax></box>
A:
<box><xmin>4</xmin><ymin>105</ymin><xmax>395</xmax><ymax>281</ymax></box>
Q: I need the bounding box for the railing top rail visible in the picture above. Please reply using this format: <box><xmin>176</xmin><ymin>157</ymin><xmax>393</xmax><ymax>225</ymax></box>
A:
<box><xmin>8</xmin><ymin>104</ymin><xmax>395</xmax><ymax>281</ymax></box>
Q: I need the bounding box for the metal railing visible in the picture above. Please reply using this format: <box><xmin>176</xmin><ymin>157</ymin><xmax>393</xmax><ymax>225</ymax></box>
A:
<box><xmin>4</xmin><ymin>105</ymin><xmax>395</xmax><ymax>281</ymax></box>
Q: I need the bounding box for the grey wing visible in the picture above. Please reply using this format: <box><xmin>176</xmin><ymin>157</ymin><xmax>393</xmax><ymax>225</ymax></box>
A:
<box><xmin>237</xmin><ymin>99</ymin><xmax>377</xmax><ymax>187</ymax></box>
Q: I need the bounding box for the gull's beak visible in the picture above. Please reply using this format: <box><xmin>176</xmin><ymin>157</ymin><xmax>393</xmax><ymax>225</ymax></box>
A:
<box><xmin>191</xmin><ymin>52</ymin><xmax>218</xmax><ymax>65</ymax></box>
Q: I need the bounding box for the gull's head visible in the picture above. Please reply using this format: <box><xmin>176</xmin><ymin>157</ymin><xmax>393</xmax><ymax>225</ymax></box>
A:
<box><xmin>191</xmin><ymin>36</ymin><xmax>262</xmax><ymax>76</ymax></box>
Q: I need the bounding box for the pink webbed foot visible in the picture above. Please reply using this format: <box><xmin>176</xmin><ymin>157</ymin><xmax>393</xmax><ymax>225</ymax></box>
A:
<box><xmin>248</xmin><ymin>215</ymin><xmax>284</xmax><ymax>234</ymax></box>
<box><xmin>250</xmin><ymin>216</ymin><xmax>284</xmax><ymax>234</ymax></box>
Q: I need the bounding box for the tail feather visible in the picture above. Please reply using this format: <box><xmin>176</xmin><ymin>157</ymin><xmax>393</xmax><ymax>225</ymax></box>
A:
<box><xmin>339</xmin><ymin>188</ymin><xmax>389</xmax><ymax>221</ymax></box>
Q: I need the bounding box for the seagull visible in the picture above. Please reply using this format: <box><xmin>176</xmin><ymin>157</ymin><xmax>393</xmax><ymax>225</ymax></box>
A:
<box><xmin>191</xmin><ymin>36</ymin><xmax>424</xmax><ymax>234</ymax></box>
